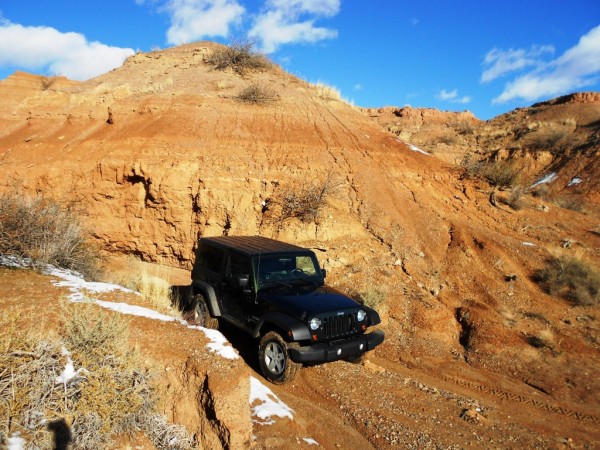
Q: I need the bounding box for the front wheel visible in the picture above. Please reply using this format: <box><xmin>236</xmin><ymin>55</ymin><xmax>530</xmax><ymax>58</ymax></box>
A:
<box><xmin>258</xmin><ymin>332</ymin><xmax>300</xmax><ymax>384</ymax></box>
<box><xmin>184</xmin><ymin>293</ymin><xmax>218</xmax><ymax>329</ymax></box>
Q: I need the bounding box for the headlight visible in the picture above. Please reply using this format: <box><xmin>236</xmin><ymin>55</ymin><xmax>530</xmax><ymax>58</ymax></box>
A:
<box><xmin>357</xmin><ymin>310</ymin><xmax>367</xmax><ymax>322</ymax></box>
<box><xmin>309</xmin><ymin>317</ymin><xmax>321</xmax><ymax>330</ymax></box>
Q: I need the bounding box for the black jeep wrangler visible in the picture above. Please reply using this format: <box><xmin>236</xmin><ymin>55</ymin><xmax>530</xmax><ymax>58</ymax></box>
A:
<box><xmin>188</xmin><ymin>236</ymin><xmax>384</xmax><ymax>383</ymax></box>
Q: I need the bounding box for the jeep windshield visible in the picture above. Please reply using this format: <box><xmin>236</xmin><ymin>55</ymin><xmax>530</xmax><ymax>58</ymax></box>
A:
<box><xmin>254</xmin><ymin>253</ymin><xmax>323</xmax><ymax>288</ymax></box>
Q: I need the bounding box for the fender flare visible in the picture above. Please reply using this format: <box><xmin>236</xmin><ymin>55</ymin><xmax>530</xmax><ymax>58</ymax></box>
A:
<box><xmin>254</xmin><ymin>311</ymin><xmax>311</xmax><ymax>341</ymax></box>
<box><xmin>364</xmin><ymin>305</ymin><xmax>381</xmax><ymax>326</ymax></box>
<box><xmin>191</xmin><ymin>281</ymin><xmax>221</xmax><ymax>317</ymax></box>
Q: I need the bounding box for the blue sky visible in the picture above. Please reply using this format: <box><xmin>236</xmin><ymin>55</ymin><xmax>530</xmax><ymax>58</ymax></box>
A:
<box><xmin>0</xmin><ymin>0</ymin><xmax>599</xmax><ymax>119</ymax></box>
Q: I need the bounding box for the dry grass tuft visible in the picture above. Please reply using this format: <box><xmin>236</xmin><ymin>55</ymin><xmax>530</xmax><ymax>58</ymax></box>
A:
<box><xmin>103</xmin><ymin>259</ymin><xmax>178</xmax><ymax>316</ymax></box>
<box><xmin>314</xmin><ymin>82</ymin><xmax>342</xmax><ymax>101</ymax></box>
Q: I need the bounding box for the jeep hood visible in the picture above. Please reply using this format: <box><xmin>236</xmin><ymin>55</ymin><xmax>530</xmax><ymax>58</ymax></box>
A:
<box><xmin>259</xmin><ymin>285</ymin><xmax>360</xmax><ymax>317</ymax></box>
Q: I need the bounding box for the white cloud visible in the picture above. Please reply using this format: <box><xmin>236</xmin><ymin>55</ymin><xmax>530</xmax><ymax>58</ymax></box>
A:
<box><xmin>481</xmin><ymin>45</ymin><xmax>554</xmax><ymax>83</ymax></box>
<box><xmin>164</xmin><ymin>0</ymin><xmax>245</xmax><ymax>45</ymax></box>
<box><xmin>436</xmin><ymin>89</ymin><xmax>471</xmax><ymax>104</ymax></box>
<box><xmin>493</xmin><ymin>25</ymin><xmax>600</xmax><ymax>103</ymax></box>
<box><xmin>0</xmin><ymin>22</ymin><xmax>134</xmax><ymax>80</ymax></box>
<box><xmin>249</xmin><ymin>0</ymin><xmax>340</xmax><ymax>53</ymax></box>
<box><xmin>353</xmin><ymin>83</ymin><xmax>362</xmax><ymax>91</ymax></box>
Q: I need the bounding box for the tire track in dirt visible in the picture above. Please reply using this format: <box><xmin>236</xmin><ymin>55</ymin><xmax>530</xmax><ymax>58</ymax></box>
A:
<box><xmin>442</xmin><ymin>375</ymin><xmax>600</xmax><ymax>424</ymax></box>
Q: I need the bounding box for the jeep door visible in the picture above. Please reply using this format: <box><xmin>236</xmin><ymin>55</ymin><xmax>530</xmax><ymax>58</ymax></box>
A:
<box><xmin>219</xmin><ymin>251</ymin><xmax>254</xmax><ymax>322</ymax></box>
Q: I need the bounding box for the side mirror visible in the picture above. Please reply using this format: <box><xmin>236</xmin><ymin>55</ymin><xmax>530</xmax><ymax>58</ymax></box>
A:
<box><xmin>237</xmin><ymin>275</ymin><xmax>249</xmax><ymax>288</ymax></box>
<box><xmin>321</xmin><ymin>269</ymin><xmax>327</xmax><ymax>278</ymax></box>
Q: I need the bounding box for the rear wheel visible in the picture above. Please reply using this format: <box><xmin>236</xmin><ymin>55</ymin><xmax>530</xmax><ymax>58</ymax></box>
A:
<box><xmin>184</xmin><ymin>293</ymin><xmax>218</xmax><ymax>329</ymax></box>
<box><xmin>258</xmin><ymin>331</ymin><xmax>300</xmax><ymax>384</ymax></box>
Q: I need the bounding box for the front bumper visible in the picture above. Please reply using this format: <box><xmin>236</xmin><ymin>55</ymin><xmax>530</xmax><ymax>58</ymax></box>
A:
<box><xmin>289</xmin><ymin>329</ymin><xmax>384</xmax><ymax>364</ymax></box>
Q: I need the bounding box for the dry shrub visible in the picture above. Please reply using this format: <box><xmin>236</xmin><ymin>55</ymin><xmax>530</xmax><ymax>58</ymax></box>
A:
<box><xmin>479</xmin><ymin>160</ymin><xmax>519</xmax><ymax>188</ymax></box>
<box><xmin>528</xmin><ymin>128</ymin><xmax>568</xmax><ymax>154</ymax></box>
<box><xmin>552</xmin><ymin>195</ymin><xmax>586</xmax><ymax>212</ymax></box>
<box><xmin>272</xmin><ymin>175</ymin><xmax>342</xmax><ymax>224</ymax></box>
<box><xmin>460</xmin><ymin>156</ymin><xmax>519</xmax><ymax>188</ymax></box>
<box><xmin>452</xmin><ymin>120</ymin><xmax>476</xmax><ymax>135</ymax></box>
<box><xmin>534</xmin><ymin>256</ymin><xmax>600</xmax><ymax>306</ymax></box>
<box><xmin>357</xmin><ymin>286</ymin><xmax>387</xmax><ymax>312</ymax></box>
<box><xmin>0</xmin><ymin>305</ymin><xmax>194</xmax><ymax>449</ymax></box>
<box><xmin>206</xmin><ymin>41</ymin><xmax>271</xmax><ymax>76</ymax></box>
<box><xmin>62</xmin><ymin>303</ymin><xmax>130</xmax><ymax>366</ymax></box>
<box><xmin>437</xmin><ymin>134</ymin><xmax>457</xmax><ymax>145</ymax></box>
<box><xmin>504</xmin><ymin>185</ymin><xmax>526</xmax><ymax>210</ymax></box>
<box><xmin>0</xmin><ymin>191</ymin><xmax>99</xmax><ymax>278</ymax></box>
<box><xmin>459</xmin><ymin>154</ymin><xmax>483</xmax><ymax>180</ymax></box>
<box><xmin>235</xmin><ymin>82</ymin><xmax>277</xmax><ymax>105</ymax></box>
<box><xmin>531</xmin><ymin>183</ymin><xmax>550</xmax><ymax>199</ymax></box>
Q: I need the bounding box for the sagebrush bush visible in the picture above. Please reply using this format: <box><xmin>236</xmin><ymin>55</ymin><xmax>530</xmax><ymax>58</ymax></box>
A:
<box><xmin>0</xmin><ymin>191</ymin><xmax>99</xmax><ymax>278</ymax></box>
<box><xmin>534</xmin><ymin>256</ymin><xmax>600</xmax><ymax>306</ymax></box>
<box><xmin>0</xmin><ymin>305</ymin><xmax>194</xmax><ymax>449</ymax></box>
<box><xmin>274</xmin><ymin>176</ymin><xmax>341</xmax><ymax>224</ymax></box>
<box><xmin>460</xmin><ymin>156</ymin><xmax>519</xmax><ymax>188</ymax></box>
<box><xmin>206</xmin><ymin>41</ymin><xmax>271</xmax><ymax>75</ymax></box>
<box><xmin>235</xmin><ymin>82</ymin><xmax>277</xmax><ymax>105</ymax></box>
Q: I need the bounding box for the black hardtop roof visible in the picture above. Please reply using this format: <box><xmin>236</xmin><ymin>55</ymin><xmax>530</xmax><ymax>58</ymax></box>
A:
<box><xmin>199</xmin><ymin>236</ymin><xmax>311</xmax><ymax>256</ymax></box>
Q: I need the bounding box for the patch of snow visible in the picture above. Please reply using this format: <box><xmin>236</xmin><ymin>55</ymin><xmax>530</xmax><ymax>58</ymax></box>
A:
<box><xmin>567</xmin><ymin>176</ymin><xmax>582</xmax><ymax>187</ymax></box>
<box><xmin>522</xmin><ymin>242</ymin><xmax>536</xmax><ymax>247</ymax></box>
<box><xmin>408</xmin><ymin>143</ymin><xmax>431</xmax><ymax>155</ymax></box>
<box><xmin>396</xmin><ymin>138</ymin><xmax>431</xmax><ymax>156</ymax></box>
<box><xmin>7</xmin><ymin>433</ymin><xmax>26</xmax><ymax>450</ymax></box>
<box><xmin>531</xmin><ymin>172</ymin><xmax>557</xmax><ymax>188</ymax></box>
<box><xmin>249</xmin><ymin>376</ymin><xmax>294</xmax><ymax>425</ymax></box>
<box><xmin>188</xmin><ymin>326</ymin><xmax>239</xmax><ymax>360</ymax></box>
<box><xmin>303</xmin><ymin>437</ymin><xmax>319</xmax><ymax>446</ymax></box>
<box><xmin>94</xmin><ymin>299</ymin><xmax>177</xmax><ymax>322</ymax></box>
<box><xmin>47</xmin><ymin>266</ymin><xmax>136</xmax><ymax>301</ymax></box>
<box><xmin>55</xmin><ymin>346</ymin><xmax>88</xmax><ymax>385</ymax></box>
<box><xmin>0</xmin><ymin>255</ymin><xmax>32</xmax><ymax>268</ymax></box>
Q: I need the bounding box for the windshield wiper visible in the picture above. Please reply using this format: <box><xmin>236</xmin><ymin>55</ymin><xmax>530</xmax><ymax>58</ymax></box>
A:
<box><xmin>261</xmin><ymin>280</ymin><xmax>293</xmax><ymax>289</ymax></box>
<box><xmin>291</xmin><ymin>277</ymin><xmax>320</xmax><ymax>287</ymax></box>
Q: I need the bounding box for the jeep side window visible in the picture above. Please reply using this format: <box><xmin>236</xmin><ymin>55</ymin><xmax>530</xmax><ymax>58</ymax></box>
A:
<box><xmin>197</xmin><ymin>243</ymin><xmax>225</xmax><ymax>273</ymax></box>
<box><xmin>226</xmin><ymin>251</ymin><xmax>251</xmax><ymax>284</ymax></box>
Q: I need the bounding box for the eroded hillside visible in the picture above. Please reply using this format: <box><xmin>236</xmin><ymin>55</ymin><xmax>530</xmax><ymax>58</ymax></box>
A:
<box><xmin>1</xmin><ymin>42</ymin><xmax>599</xmax><ymax>448</ymax></box>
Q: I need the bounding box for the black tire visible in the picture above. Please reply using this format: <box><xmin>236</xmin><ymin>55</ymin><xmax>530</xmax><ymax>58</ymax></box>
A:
<box><xmin>184</xmin><ymin>293</ymin><xmax>219</xmax><ymax>329</ymax></box>
<box><xmin>258</xmin><ymin>331</ymin><xmax>300</xmax><ymax>384</ymax></box>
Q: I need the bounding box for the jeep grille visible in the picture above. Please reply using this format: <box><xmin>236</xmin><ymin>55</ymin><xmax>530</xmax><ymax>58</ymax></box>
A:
<box><xmin>322</xmin><ymin>313</ymin><xmax>359</xmax><ymax>339</ymax></box>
